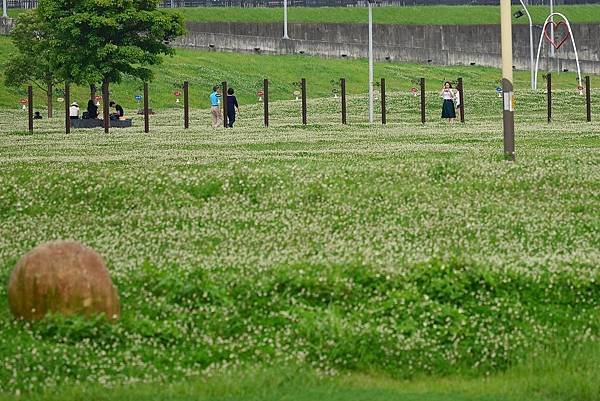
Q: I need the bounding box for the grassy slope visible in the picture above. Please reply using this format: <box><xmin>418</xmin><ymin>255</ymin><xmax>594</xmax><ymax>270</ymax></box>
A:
<box><xmin>168</xmin><ymin>5</ymin><xmax>600</xmax><ymax>25</ymax></box>
<box><xmin>8</xmin><ymin>4</ymin><xmax>600</xmax><ymax>24</ymax></box>
<box><xmin>0</xmin><ymin>36</ymin><xmax>596</xmax><ymax>112</ymax></box>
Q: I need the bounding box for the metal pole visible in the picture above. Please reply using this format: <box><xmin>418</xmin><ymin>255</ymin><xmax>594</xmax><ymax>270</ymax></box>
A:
<box><xmin>381</xmin><ymin>78</ymin><xmax>386</xmax><ymax>125</ymax></box>
<box><xmin>420</xmin><ymin>77</ymin><xmax>425</xmax><ymax>125</ymax></box>
<box><xmin>547</xmin><ymin>73</ymin><xmax>552</xmax><ymax>123</ymax></box>
<box><xmin>301</xmin><ymin>78</ymin><xmax>307</xmax><ymax>125</ymax></box>
<box><xmin>550</xmin><ymin>0</ymin><xmax>555</xmax><ymax>59</ymax></box>
<box><xmin>283</xmin><ymin>0</ymin><xmax>289</xmax><ymax>39</ymax></box>
<box><xmin>263</xmin><ymin>79</ymin><xmax>269</xmax><ymax>127</ymax></box>
<box><xmin>341</xmin><ymin>78</ymin><xmax>347</xmax><ymax>125</ymax></box>
<box><xmin>518</xmin><ymin>0</ymin><xmax>535</xmax><ymax>90</ymax></box>
<box><xmin>458</xmin><ymin>77</ymin><xmax>465</xmax><ymax>123</ymax></box>
<box><xmin>501</xmin><ymin>0</ymin><xmax>515</xmax><ymax>161</ymax></box>
<box><xmin>2</xmin><ymin>0</ymin><xmax>7</xmax><ymax>18</ymax></box>
<box><xmin>222</xmin><ymin>81</ymin><xmax>228</xmax><ymax>128</ymax></box>
<box><xmin>586</xmin><ymin>76</ymin><xmax>591</xmax><ymax>122</ymax></box>
<box><xmin>183</xmin><ymin>81</ymin><xmax>189</xmax><ymax>129</ymax></box>
<box><xmin>28</xmin><ymin>85</ymin><xmax>33</xmax><ymax>133</ymax></box>
<box><xmin>368</xmin><ymin>1</ymin><xmax>374</xmax><ymax>124</ymax></box>
<box><xmin>144</xmin><ymin>82</ymin><xmax>149</xmax><ymax>133</ymax></box>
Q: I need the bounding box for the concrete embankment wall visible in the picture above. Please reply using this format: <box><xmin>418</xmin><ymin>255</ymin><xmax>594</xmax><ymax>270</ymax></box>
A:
<box><xmin>176</xmin><ymin>22</ymin><xmax>600</xmax><ymax>74</ymax></box>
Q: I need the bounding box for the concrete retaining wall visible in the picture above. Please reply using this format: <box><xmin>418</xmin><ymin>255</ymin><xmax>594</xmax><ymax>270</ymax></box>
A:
<box><xmin>177</xmin><ymin>22</ymin><xmax>600</xmax><ymax>74</ymax></box>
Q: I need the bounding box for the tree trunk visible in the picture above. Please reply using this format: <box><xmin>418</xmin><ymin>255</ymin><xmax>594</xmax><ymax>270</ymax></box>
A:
<box><xmin>47</xmin><ymin>82</ymin><xmax>53</xmax><ymax>118</ymax></box>
<box><xmin>102</xmin><ymin>79</ymin><xmax>110</xmax><ymax>134</ymax></box>
<box><xmin>90</xmin><ymin>84</ymin><xmax>96</xmax><ymax>102</ymax></box>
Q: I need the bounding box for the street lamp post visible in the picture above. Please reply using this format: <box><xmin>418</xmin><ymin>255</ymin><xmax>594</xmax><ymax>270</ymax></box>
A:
<box><xmin>514</xmin><ymin>0</ymin><xmax>535</xmax><ymax>89</ymax></box>
<box><xmin>501</xmin><ymin>0</ymin><xmax>515</xmax><ymax>161</ymax></box>
<box><xmin>368</xmin><ymin>0</ymin><xmax>374</xmax><ymax>124</ymax></box>
<box><xmin>550</xmin><ymin>0</ymin><xmax>555</xmax><ymax>59</ymax></box>
<box><xmin>3</xmin><ymin>0</ymin><xmax>8</xmax><ymax>19</ymax></box>
<box><xmin>283</xmin><ymin>0</ymin><xmax>289</xmax><ymax>39</ymax></box>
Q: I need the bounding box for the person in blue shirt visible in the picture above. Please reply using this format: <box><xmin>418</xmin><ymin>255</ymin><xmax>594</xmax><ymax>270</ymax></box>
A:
<box><xmin>226</xmin><ymin>87</ymin><xmax>240</xmax><ymax>128</ymax></box>
<box><xmin>209</xmin><ymin>86</ymin><xmax>222</xmax><ymax>128</ymax></box>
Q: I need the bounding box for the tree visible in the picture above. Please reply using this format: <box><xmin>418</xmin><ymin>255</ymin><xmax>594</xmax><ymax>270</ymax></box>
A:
<box><xmin>38</xmin><ymin>0</ymin><xmax>185</xmax><ymax>87</ymax></box>
<box><xmin>4</xmin><ymin>10</ymin><xmax>63</xmax><ymax>118</ymax></box>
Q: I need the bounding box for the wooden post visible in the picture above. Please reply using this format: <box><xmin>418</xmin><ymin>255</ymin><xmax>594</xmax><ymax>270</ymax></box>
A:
<box><xmin>263</xmin><ymin>78</ymin><xmax>269</xmax><ymax>127</ymax></box>
<box><xmin>183</xmin><ymin>81</ymin><xmax>189</xmax><ymax>129</ymax></box>
<box><xmin>47</xmin><ymin>82</ymin><xmax>53</xmax><ymax>118</ymax></box>
<box><xmin>420</xmin><ymin>77</ymin><xmax>426</xmax><ymax>125</ymax></box>
<box><xmin>585</xmin><ymin>76</ymin><xmax>591</xmax><ymax>122</ymax></box>
<box><xmin>27</xmin><ymin>85</ymin><xmax>33</xmax><ymax>133</ymax></box>
<box><xmin>301</xmin><ymin>77</ymin><xmax>307</xmax><ymax>125</ymax></box>
<box><xmin>381</xmin><ymin>78</ymin><xmax>386</xmax><ymax>125</ymax></box>
<box><xmin>65</xmin><ymin>82</ymin><xmax>71</xmax><ymax>134</ymax></box>
<box><xmin>143</xmin><ymin>81</ymin><xmax>149</xmax><ymax>133</ymax></box>
<box><xmin>102</xmin><ymin>79</ymin><xmax>109</xmax><ymax>133</ymax></box>
<box><xmin>547</xmin><ymin>73</ymin><xmax>552</xmax><ymax>124</ymax></box>
<box><xmin>341</xmin><ymin>78</ymin><xmax>347</xmax><ymax>125</ymax></box>
<box><xmin>222</xmin><ymin>81</ymin><xmax>228</xmax><ymax>128</ymax></box>
<box><xmin>458</xmin><ymin>77</ymin><xmax>465</xmax><ymax>123</ymax></box>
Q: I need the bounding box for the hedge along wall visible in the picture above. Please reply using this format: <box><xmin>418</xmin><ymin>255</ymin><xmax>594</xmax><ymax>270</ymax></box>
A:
<box><xmin>176</xmin><ymin>22</ymin><xmax>600</xmax><ymax>74</ymax></box>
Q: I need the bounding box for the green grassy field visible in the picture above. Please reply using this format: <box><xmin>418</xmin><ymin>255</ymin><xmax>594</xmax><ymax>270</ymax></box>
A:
<box><xmin>0</xmin><ymin>36</ymin><xmax>597</xmax><ymax>113</ymax></box>
<box><xmin>166</xmin><ymin>5</ymin><xmax>600</xmax><ymax>25</ymax></box>
<box><xmin>0</xmin><ymin>63</ymin><xmax>599</xmax><ymax>401</ymax></box>
<box><xmin>8</xmin><ymin>4</ymin><xmax>600</xmax><ymax>25</ymax></box>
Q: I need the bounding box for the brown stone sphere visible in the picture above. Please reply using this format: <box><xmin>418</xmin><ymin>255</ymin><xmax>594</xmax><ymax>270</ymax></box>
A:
<box><xmin>7</xmin><ymin>241</ymin><xmax>120</xmax><ymax>321</ymax></box>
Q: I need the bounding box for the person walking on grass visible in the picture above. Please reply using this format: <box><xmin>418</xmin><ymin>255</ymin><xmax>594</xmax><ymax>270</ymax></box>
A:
<box><xmin>210</xmin><ymin>85</ymin><xmax>222</xmax><ymax>128</ymax></box>
<box><xmin>440</xmin><ymin>81</ymin><xmax>457</xmax><ymax>124</ymax></box>
<box><xmin>226</xmin><ymin>87</ymin><xmax>240</xmax><ymax>128</ymax></box>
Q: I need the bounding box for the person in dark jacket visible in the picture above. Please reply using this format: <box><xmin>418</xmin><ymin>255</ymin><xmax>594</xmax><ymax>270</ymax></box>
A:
<box><xmin>226</xmin><ymin>87</ymin><xmax>240</xmax><ymax>128</ymax></box>
<box><xmin>86</xmin><ymin>99</ymin><xmax>98</xmax><ymax>119</ymax></box>
<box><xmin>109</xmin><ymin>101</ymin><xmax>124</xmax><ymax>120</ymax></box>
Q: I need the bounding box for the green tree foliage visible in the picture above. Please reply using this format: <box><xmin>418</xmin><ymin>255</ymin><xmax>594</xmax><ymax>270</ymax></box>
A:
<box><xmin>4</xmin><ymin>10</ymin><xmax>62</xmax><ymax>116</ymax></box>
<box><xmin>37</xmin><ymin>0</ymin><xmax>185</xmax><ymax>85</ymax></box>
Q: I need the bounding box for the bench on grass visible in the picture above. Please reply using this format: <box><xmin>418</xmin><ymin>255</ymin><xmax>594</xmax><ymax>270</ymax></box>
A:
<box><xmin>70</xmin><ymin>119</ymin><xmax>133</xmax><ymax>129</ymax></box>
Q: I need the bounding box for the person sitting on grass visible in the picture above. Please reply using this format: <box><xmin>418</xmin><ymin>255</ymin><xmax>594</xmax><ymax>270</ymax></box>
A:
<box><xmin>86</xmin><ymin>99</ymin><xmax>99</xmax><ymax>119</ymax></box>
<box><xmin>226</xmin><ymin>87</ymin><xmax>240</xmax><ymax>128</ymax></box>
<box><xmin>33</xmin><ymin>111</ymin><xmax>42</xmax><ymax>120</ymax></box>
<box><xmin>69</xmin><ymin>102</ymin><xmax>80</xmax><ymax>120</ymax></box>
<box><xmin>109</xmin><ymin>101</ymin><xmax>124</xmax><ymax>120</ymax></box>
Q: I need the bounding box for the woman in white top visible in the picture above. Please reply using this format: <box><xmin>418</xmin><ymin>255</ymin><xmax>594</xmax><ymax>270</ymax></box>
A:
<box><xmin>69</xmin><ymin>102</ymin><xmax>80</xmax><ymax>120</ymax></box>
<box><xmin>440</xmin><ymin>81</ymin><xmax>457</xmax><ymax>123</ymax></box>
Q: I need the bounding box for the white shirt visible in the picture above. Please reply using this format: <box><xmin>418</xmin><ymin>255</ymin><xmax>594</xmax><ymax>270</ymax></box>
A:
<box><xmin>69</xmin><ymin>105</ymin><xmax>79</xmax><ymax>117</ymax></box>
<box><xmin>442</xmin><ymin>89</ymin><xmax>454</xmax><ymax>100</ymax></box>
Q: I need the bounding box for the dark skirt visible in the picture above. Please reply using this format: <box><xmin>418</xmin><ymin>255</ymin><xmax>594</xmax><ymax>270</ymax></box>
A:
<box><xmin>441</xmin><ymin>99</ymin><xmax>456</xmax><ymax>119</ymax></box>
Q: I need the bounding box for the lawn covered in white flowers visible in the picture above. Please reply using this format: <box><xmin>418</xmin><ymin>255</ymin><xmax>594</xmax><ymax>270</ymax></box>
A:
<box><xmin>0</xmin><ymin>93</ymin><xmax>599</xmax><ymax>397</ymax></box>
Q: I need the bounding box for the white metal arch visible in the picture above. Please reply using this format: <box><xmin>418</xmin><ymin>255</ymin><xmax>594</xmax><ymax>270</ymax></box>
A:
<box><xmin>534</xmin><ymin>12</ymin><xmax>582</xmax><ymax>90</ymax></box>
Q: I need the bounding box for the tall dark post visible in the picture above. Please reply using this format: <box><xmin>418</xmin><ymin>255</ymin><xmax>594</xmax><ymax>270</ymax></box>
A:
<box><xmin>457</xmin><ymin>77</ymin><xmax>465</xmax><ymax>123</ymax></box>
<box><xmin>222</xmin><ymin>81</ymin><xmax>228</xmax><ymax>128</ymax></box>
<box><xmin>102</xmin><ymin>79</ymin><xmax>110</xmax><ymax>133</ymax></box>
<box><xmin>90</xmin><ymin>84</ymin><xmax>96</xmax><ymax>102</ymax></box>
<box><xmin>263</xmin><ymin>79</ymin><xmax>269</xmax><ymax>127</ymax></box>
<box><xmin>341</xmin><ymin>78</ymin><xmax>347</xmax><ymax>125</ymax></box>
<box><xmin>547</xmin><ymin>73</ymin><xmax>552</xmax><ymax>124</ymax></box>
<box><xmin>420</xmin><ymin>77</ymin><xmax>426</xmax><ymax>125</ymax></box>
<box><xmin>183</xmin><ymin>81</ymin><xmax>189</xmax><ymax>129</ymax></box>
<box><xmin>585</xmin><ymin>76</ymin><xmax>591</xmax><ymax>122</ymax></box>
<box><xmin>381</xmin><ymin>78</ymin><xmax>386</xmax><ymax>125</ymax></box>
<box><xmin>301</xmin><ymin>78</ymin><xmax>307</xmax><ymax>125</ymax></box>
<box><xmin>143</xmin><ymin>81</ymin><xmax>149</xmax><ymax>133</ymax></box>
<box><xmin>47</xmin><ymin>82</ymin><xmax>53</xmax><ymax>118</ymax></box>
<box><xmin>27</xmin><ymin>85</ymin><xmax>33</xmax><ymax>133</ymax></box>
<box><xmin>65</xmin><ymin>82</ymin><xmax>70</xmax><ymax>135</ymax></box>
